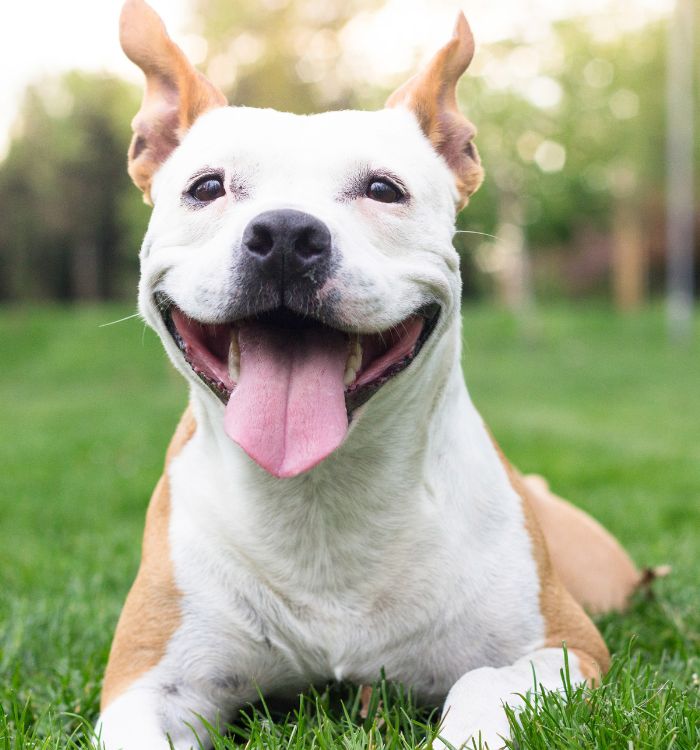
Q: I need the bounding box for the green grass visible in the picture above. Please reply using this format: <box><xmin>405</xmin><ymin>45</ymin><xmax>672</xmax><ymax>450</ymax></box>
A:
<box><xmin>1</xmin><ymin>303</ymin><xmax>698</xmax><ymax>749</ymax></box>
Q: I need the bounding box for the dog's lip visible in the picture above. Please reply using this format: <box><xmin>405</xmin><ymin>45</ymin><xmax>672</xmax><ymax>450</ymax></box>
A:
<box><xmin>155</xmin><ymin>292</ymin><xmax>440</xmax><ymax>411</ymax></box>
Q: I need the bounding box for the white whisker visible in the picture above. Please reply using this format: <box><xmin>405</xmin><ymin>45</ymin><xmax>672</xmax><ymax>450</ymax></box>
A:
<box><xmin>455</xmin><ymin>230</ymin><xmax>501</xmax><ymax>241</ymax></box>
<box><xmin>98</xmin><ymin>312</ymin><xmax>141</xmax><ymax>328</ymax></box>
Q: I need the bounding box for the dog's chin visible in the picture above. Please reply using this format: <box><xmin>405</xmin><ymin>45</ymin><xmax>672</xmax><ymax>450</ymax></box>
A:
<box><xmin>154</xmin><ymin>293</ymin><xmax>440</xmax><ymax>478</ymax></box>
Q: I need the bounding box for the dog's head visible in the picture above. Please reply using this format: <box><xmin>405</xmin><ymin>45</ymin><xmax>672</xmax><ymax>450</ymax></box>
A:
<box><xmin>121</xmin><ymin>0</ymin><xmax>483</xmax><ymax>478</ymax></box>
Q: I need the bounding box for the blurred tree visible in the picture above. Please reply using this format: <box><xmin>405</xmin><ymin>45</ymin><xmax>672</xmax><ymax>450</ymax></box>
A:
<box><xmin>192</xmin><ymin>0</ymin><xmax>375</xmax><ymax>111</ymax></box>
<box><xmin>0</xmin><ymin>72</ymin><xmax>149</xmax><ymax>302</ymax></box>
<box><xmin>454</xmin><ymin>17</ymin><xmax>699</xmax><ymax>303</ymax></box>
<box><xmin>0</xmin><ymin>7</ymin><xmax>696</xmax><ymax>304</ymax></box>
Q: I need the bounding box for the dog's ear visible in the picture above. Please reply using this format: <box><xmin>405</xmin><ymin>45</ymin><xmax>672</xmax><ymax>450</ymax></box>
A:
<box><xmin>120</xmin><ymin>0</ymin><xmax>227</xmax><ymax>202</ymax></box>
<box><xmin>386</xmin><ymin>13</ymin><xmax>483</xmax><ymax>209</ymax></box>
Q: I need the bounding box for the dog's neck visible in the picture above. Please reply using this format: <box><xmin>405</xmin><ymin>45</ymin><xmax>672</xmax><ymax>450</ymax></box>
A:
<box><xmin>175</xmin><ymin>318</ymin><xmax>501</xmax><ymax>595</ymax></box>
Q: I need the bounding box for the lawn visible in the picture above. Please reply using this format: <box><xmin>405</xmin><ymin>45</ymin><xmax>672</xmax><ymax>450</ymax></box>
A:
<box><xmin>1</xmin><ymin>303</ymin><xmax>698</xmax><ymax>749</ymax></box>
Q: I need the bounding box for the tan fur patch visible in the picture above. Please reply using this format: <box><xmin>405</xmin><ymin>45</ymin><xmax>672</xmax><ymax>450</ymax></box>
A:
<box><xmin>523</xmin><ymin>474</ymin><xmax>643</xmax><ymax>614</ymax></box>
<box><xmin>385</xmin><ymin>13</ymin><xmax>484</xmax><ymax>209</ymax></box>
<box><xmin>569</xmin><ymin>648</ymin><xmax>603</xmax><ymax>686</ymax></box>
<box><xmin>120</xmin><ymin>0</ymin><xmax>227</xmax><ymax>201</ymax></box>
<box><xmin>490</xmin><ymin>436</ymin><xmax>611</xmax><ymax>675</ymax></box>
<box><xmin>101</xmin><ymin>407</ymin><xmax>197</xmax><ymax>710</ymax></box>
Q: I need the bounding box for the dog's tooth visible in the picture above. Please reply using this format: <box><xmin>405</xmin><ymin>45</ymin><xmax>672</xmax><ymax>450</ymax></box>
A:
<box><xmin>347</xmin><ymin>335</ymin><xmax>362</xmax><ymax>370</ymax></box>
<box><xmin>228</xmin><ymin>329</ymin><xmax>240</xmax><ymax>382</ymax></box>
<box><xmin>343</xmin><ymin>335</ymin><xmax>362</xmax><ymax>387</ymax></box>
<box><xmin>346</xmin><ymin>351</ymin><xmax>360</xmax><ymax>370</ymax></box>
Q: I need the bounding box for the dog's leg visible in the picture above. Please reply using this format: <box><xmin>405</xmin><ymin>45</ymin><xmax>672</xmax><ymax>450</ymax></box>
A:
<box><xmin>97</xmin><ymin>607</ymin><xmax>288</xmax><ymax>750</ymax></box>
<box><xmin>97</xmin><ymin>585</ymin><xmax>285</xmax><ymax>750</ymax></box>
<box><xmin>97</xmin><ymin>410</ymin><xmax>286</xmax><ymax>750</ymax></box>
<box><xmin>96</xmin><ymin>668</ymin><xmax>261</xmax><ymax>750</ymax></box>
<box><xmin>97</xmin><ymin>590</ymin><xmax>250</xmax><ymax>749</ymax></box>
<box><xmin>521</xmin><ymin>473</ymin><xmax>666</xmax><ymax>614</ymax></box>
<box><xmin>437</xmin><ymin>444</ymin><xmax>609</xmax><ymax>749</ymax></box>
<box><xmin>436</xmin><ymin>646</ymin><xmax>598</xmax><ymax>750</ymax></box>
<box><xmin>96</xmin><ymin>681</ymin><xmax>213</xmax><ymax>750</ymax></box>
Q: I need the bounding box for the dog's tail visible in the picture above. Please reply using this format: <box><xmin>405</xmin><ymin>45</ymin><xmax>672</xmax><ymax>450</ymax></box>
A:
<box><xmin>638</xmin><ymin>564</ymin><xmax>672</xmax><ymax>589</ymax></box>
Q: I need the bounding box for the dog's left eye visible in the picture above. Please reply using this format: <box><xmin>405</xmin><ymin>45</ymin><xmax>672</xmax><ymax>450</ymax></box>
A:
<box><xmin>190</xmin><ymin>177</ymin><xmax>226</xmax><ymax>203</ymax></box>
<box><xmin>366</xmin><ymin>179</ymin><xmax>402</xmax><ymax>203</ymax></box>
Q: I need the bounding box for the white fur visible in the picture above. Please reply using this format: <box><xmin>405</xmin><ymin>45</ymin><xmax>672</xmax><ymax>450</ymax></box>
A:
<box><xmin>99</xmin><ymin>105</ymin><xmax>583</xmax><ymax>749</ymax></box>
<box><xmin>436</xmin><ymin>648</ymin><xmax>587</xmax><ymax>749</ymax></box>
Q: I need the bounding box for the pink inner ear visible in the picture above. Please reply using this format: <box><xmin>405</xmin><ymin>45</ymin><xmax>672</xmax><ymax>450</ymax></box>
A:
<box><xmin>132</xmin><ymin>97</ymin><xmax>181</xmax><ymax>163</ymax></box>
<box><xmin>436</xmin><ymin>110</ymin><xmax>477</xmax><ymax>168</ymax></box>
<box><xmin>383</xmin><ymin>13</ymin><xmax>482</xmax><ymax>205</ymax></box>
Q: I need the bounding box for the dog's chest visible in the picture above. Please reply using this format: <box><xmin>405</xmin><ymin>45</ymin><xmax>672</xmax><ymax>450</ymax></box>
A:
<box><xmin>165</xmin><ymin>425</ymin><xmax>546</xmax><ymax>697</ymax></box>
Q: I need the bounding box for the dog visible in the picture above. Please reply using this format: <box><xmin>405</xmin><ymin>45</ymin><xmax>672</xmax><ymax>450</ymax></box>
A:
<box><xmin>97</xmin><ymin>2</ymin><xmax>649</xmax><ymax>747</ymax></box>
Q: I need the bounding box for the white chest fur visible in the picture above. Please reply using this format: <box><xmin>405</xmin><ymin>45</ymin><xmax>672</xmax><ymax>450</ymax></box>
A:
<box><xmin>164</xmin><ymin>360</ymin><xmax>545</xmax><ymax>703</ymax></box>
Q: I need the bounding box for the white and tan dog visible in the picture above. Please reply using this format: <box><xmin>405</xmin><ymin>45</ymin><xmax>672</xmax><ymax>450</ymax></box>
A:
<box><xmin>98</xmin><ymin>2</ymin><xmax>648</xmax><ymax>748</ymax></box>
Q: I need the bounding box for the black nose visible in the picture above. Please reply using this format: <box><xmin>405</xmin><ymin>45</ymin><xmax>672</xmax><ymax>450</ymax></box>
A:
<box><xmin>241</xmin><ymin>209</ymin><xmax>332</xmax><ymax>283</ymax></box>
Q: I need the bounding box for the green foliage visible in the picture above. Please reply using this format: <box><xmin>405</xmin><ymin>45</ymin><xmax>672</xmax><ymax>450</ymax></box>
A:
<box><xmin>464</xmin><ymin>19</ymin><xmax>670</xmax><ymax>238</ymax></box>
<box><xmin>452</xmin><ymin>16</ymin><xmax>699</xmax><ymax>296</ymax></box>
<box><xmin>0</xmin><ymin>304</ymin><xmax>698</xmax><ymax>747</ymax></box>
<box><xmin>0</xmin><ymin>74</ymin><xmax>149</xmax><ymax>302</ymax></box>
<box><xmin>503</xmin><ymin>647</ymin><xmax>700</xmax><ymax>749</ymax></box>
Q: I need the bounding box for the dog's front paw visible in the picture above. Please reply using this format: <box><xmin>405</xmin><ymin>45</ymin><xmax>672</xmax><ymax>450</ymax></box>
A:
<box><xmin>96</xmin><ymin>690</ymin><xmax>203</xmax><ymax>750</ymax></box>
<box><xmin>435</xmin><ymin>666</ymin><xmax>513</xmax><ymax>750</ymax></box>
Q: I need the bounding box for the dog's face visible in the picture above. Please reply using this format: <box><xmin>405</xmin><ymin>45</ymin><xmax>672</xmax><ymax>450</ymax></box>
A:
<box><xmin>122</xmin><ymin>0</ymin><xmax>483</xmax><ymax>478</ymax></box>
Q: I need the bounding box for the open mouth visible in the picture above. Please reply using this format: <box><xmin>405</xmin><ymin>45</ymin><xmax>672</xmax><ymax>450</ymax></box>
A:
<box><xmin>157</xmin><ymin>295</ymin><xmax>439</xmax><ymax>478</ymax></box>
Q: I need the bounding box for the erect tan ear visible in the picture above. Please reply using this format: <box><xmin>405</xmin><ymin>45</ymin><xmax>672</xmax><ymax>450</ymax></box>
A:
<box><xmin>386</xmin><ymin>12</ymin><xmax>483</xmax><ymax>210</ymax></box>
<box><xmin>120</xmin><ymin>0</ymin><xmax>227</xmax><ymax>202</ymax></box>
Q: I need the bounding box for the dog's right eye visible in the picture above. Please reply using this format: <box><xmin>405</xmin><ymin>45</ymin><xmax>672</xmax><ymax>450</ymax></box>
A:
<box><xmin>190</xmin><ymin>177</ymin><xmax>225</xmax><ymax>203</ymax></box>
<box><xmin>366</xmin><ymin>179</ymin><xmax>402</xmax><ymax>203</ymax></box>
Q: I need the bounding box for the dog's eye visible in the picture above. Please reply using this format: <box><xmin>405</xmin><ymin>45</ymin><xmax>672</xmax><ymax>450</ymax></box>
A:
<box><xmin>190</xmin><ymin>177</ymin><xmax>225</xmax><ymax>203</ymax></box>
<box><xmin>366</xmin><ymin>179</ymin><xmax>402</xmax><ymax>204</ymax></box>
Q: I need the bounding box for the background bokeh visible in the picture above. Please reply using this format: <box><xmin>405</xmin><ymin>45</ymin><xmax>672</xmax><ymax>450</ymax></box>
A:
<box><xmin>0</xmin><ymin>0</ymin><xmax>696</xmax><ymax>326</ymax></box>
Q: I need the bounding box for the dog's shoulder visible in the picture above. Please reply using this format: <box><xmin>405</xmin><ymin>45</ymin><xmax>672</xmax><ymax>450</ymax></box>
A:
<box><xmin>166</xmin><ymin>406</ymin><xmax>197</xmax><ymax>462</ymax></box>
<box><xmin>491</xmin><ymin>442</ymin><xmax>610</xmax><ymax>674</ymax></box>
<box><xmin>101</xmin><ymin>407</ymin><xmax>196</xmax><ymax>710</ymax></box>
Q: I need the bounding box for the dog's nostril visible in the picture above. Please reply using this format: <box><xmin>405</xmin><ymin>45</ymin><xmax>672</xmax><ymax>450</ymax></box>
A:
<box><xmin>294</xmin><ymin>228</ymin><xmax>328</xmax><ymax>259</ymax></box>
<box><xmin>246</xmin><ymin>226</ymin><xmax>274</xmax><ymax>256</ymax></box>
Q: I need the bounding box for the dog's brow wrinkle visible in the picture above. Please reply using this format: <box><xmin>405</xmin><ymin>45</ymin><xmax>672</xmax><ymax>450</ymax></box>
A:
<box><xmin>338</xmin><ymin>163</ymin><xmax>372</xmax><ymax>202</ymax></box>
<box><xmin>228</xmin><ymin>173</ymin><xmax>250</xmax><ymax>199</ymax></box>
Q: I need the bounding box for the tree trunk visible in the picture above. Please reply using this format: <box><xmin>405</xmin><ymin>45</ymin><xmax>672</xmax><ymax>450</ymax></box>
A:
<box><xmin>612</xmin><ymin>202</ymin><xmax>647</xmax><ymax>312</ymax></box>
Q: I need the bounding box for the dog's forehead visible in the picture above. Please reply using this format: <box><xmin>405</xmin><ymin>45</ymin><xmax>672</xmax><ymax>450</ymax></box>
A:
<box><xmin>167</xmin><ymin>105</ymin><xmax>445</xmax><ymax>182</ymax></box>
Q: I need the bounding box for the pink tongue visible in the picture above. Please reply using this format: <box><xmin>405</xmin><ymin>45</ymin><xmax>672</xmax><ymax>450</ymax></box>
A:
<box><xmin>224</xmin><ymin>322</ymin><xmax>349</xmax><ymax>478</ymax></box>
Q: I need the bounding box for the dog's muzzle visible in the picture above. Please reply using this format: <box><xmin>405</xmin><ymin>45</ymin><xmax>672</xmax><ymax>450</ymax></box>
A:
<box><xmin>154</xmin><ymin>209</ymin><xmax>441</xmax><ymax>479</ymax></box>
